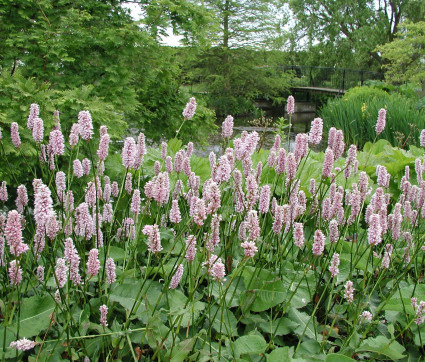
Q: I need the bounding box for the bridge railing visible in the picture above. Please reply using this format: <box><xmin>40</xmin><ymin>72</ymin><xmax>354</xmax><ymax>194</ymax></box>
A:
<box><xmin>279</xmin><ymin>65</ymin><xmax>384</xmax><ymax>92</ymax></box>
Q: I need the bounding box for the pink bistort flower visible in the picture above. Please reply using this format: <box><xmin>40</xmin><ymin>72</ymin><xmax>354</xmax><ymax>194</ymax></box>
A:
<box><xmin>170</xmin><ymin>264</ymin><xmax>184</xmax><ymax>289</ymax></box>
<box><xmin>183</xmin><ymin>97</ymin><xmax>197</xmax><ymax>120</ymax></box>
<box><xmin>11</xmin><ymin>122</ymin><xmax>21</xmax><ymax>148</ymax></box>
<box><xmin>78</xmin><ymin>110</ymin><xmax>93</xmax><ymax>141</ymax></box>
<box><xmin>375</xmin><ymin>108</ymin><xmax>386</xmax><ymax>135</ymax></box>
<box><xmin>87</xmin><ymin>248</ymin><xmax>100</xmax><ymax>277</ymax></box>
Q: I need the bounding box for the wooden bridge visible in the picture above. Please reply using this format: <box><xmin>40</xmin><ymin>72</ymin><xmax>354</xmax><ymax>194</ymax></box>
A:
<box><xmin>275</xmin><ymin>65</ymin><xmax>384</xmax><ymax>96</ymax></box>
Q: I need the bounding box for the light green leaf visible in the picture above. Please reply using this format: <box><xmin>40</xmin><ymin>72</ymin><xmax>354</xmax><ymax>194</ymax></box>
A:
<box><xmin>267</xmin><ymin>346</ymin><xmax>293</xmax><ymax>361</ymax></box>
<box><xmin>16</xmin><ymin>295</ymin><xmax>55</xmax><ymax>338</ymax></box>
<box><xmin>241</xmin><ymin>267</ymin><xmax>287</xmax><ymax>312</ymax></box>
<box><xmin>288</xmin><ymin>308</ymin><xmax>321</xmax><ymax>341</ymax></box>
<box><xmin>356</xmin><ymin>335</ymin><xmax>405</xmax><ymax>360</ymax></box>
<box><xmin>325</xmin><ymin>354</ymin><xmax>355</xmax><ymax>362</ymax></box>
<box><xmin>234</xmin><ymin>335</ymin><xmax>267</xmax><ymax>357</ymax></box>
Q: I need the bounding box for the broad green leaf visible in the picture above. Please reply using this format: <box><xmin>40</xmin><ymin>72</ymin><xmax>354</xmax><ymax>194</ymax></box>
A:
<box><xmin>267</xmin><ymin>346</ymin><xmax>293</xmax><ymax>361</ymax></box>
<box><xmin>164</xmin><ymin>337</ymin><xmax>196</xmax><ymax>362</ymax></box>
<box><xmin>234</xmin><ymin>335</ymin><xmax>267</xmax><ymax>357</ymax></box>
<box><xmin>258</xmin><ymin>317</ymin><xmax>297</xmax><ymax>336</ymax></box>
<box><xmin>168</xmin><ymin>289</ymin><xmax>205</xmax><ymax>327</ymax></box>
<box><xmin>356</xmin><ymin>335</ymin><xmax>405</xmax><ymax>360</ymax></box>
<box><xmin>325</xmin><ymin>354</ymin><xmax>355</xmax><ymax>361</ymax></box>
<box><xmin>15</xmin><ymin>295</ymin><xmax>55</xmax><ymax>338</ymax></box>
<box><xmin>288</xmin><ymin>308</ymin><xmax>322</xmax><ymax>341</ymax></box>
<box><xmin>210</xmin><ymin>305</ymin><xmax>238</xmax><ymax>337</ymax></box>
<box><xmin>241</xmin><ymin>267</ymin><xmax>287</xmax><ymax>312</ymax></box>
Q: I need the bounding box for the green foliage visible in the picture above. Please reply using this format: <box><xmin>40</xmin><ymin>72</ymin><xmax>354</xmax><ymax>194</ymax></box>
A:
<box><xmin>319</xmin><ymin>86</ymin><xmax>425</xmax><ymax>148</ymax></box>
<box><xmin>377</xmin><ymin>21</ymin><xmax>425</xmax><ymax>96</ymax></box>
<box><xmin>185</xmin><ymin>47</ymin><xmax>292</xmax><ymax>116</ymax></box>
<box><xmin>287</xmin><ymin>0</ymin><xmax>425</xmax><ymax>69</ymax></box>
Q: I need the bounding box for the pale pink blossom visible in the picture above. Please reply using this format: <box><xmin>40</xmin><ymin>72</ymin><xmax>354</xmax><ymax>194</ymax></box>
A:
<box><xmin>97</xmin><ymin>133</ymin><xmax>110</xmax><ymax>161</ymax></box>
<box><xmin>106</xmin><ymin>257</ymin><xmax>116</xmax><ymax>284</ymax></box>
<box><xmin>15</xmin><ymin>185</ymin><xmax>28</xmax><ymax>213</ymax></box>
<box><xmin>99</xmin><ymin>305</ymin><xmax>108</xmax><ymax>327</ymax></box>
<box><xmin>64</xmin><ymin>237</ymin><xmax>82</xmax><ymax>285</ymax></box>
<box><xmin>322</xmin><ymin>148</ymin><xmax>334</xmax><ymax>178</ymax></box>
<box><xmin>344</xmin><ymin>280</ymin><xmax>354</xmax><ymax>303</ymax></box>
<box><xmin>125</xmin><ymin>173</ymin><xmax>132</xmax><ymax>194</ymax></box>
<box><xmin>241</xmin><ymin>240</ymin><xmax>258</xmax><ymax>258</ymax></box>
<box><xmin>329</xmin><ymin>253</ymin><xmax>340</xmax><ymax>277</ymax></box>
<box><xmin>170</xmin><ymin>199</ymin><xmax>182</xmax><ymax>223</ymax></box>
<box><xmin>375</xmin><ymin>108</ymin><xmax>386</xmax><ymax>135</ymax></box>
<box><xmin>55</xmin><ymin>258</ymin><xmax>68</xmax><ymax>288</ymax></box>
<box><xmin>286</xmin><ymin>95</ymin><xmax>295</xmax><ymax>114</ymax></box>
<box><xmin>9</xmin><ymin>260</ymin><xmax>22</xmax><ymax>286</ymax></box>
<box><xmin>222</xmin><ymin>115</ymin><xmax>234</xmax><ymax>138</ymax></box>
<box><xmin>82</xmin><ymin>158</ymin><xmax>91</xmax><ymax>176</ymax></box>
<box><xmin>78</xmin><ymin>110</ymin><xmax>93</xmax><ymax>140</ymax></box>
<box><xmin>69</xmin><ymin>123</ymin><xmax>80</xmax><ymax>146</ymax></box>
<box><xmin>259</xmin><ymin>185</ymin><xmax>271</xmax><ymax>214</ymax></box>
<box><xmin>184</xmin><ymin>234</ymin><xmax>196</xmax><ymax>262</ymax></box>
<box><xmin>32</xmin><ymin>117</ymin><xmax>44</xmax><ymax>143</ymax></box>
<box><xmin>130</xmin><ymin>189</ymin><xmax>141</xmax><ymax>215</ymax></box>
<box><xmin>170</xmin><ymin>264</ymin><xmax>184</xmax><ymax>289</ymax></box>
<box><xmin>87</xmin><ymin>248</ymin><xmax>100</xmax><ymax>277</ymax></box>
<box><xmin>293</xmin><ymin>222</ymin><xmax>304</xmax><ymax>248</ymax></box>
<box><xmin>183</xmin><ymin>97</ymin><xmax>197</xmax><ymax>120</ymax></box>
<box><xmin>73</xmin><ymin>159</ymin><xmax>83</xmax><ymax>178</ymax></box>
<box><xmin>36</xmin><ymin>265</ymin><xmax>44</xmax><ymax>283</ymax></box>
<box><xmin>27</xmin><ymin>103</ymin><xmax>39</xmax><ymax>129</ymax></box>
<box><xmin>312</xmin><ymin>229</ymin><xmax>325</xmax><ymax>256</ymax></box>
<box><xmin>10</xmin><ymin>337</ymin><xmax>37</xmax><ymax>351</ymax></box>
<box><xmin>49</xmin><ymin>129</ymin><xmax>65</xmax><ymax>155</ymax></box>
<box><xmin>309</xmin><ymin>118</ymin><xmax>323</xmax><ymax>145</ymax></box>
<box><xmin>0</xmin><ymin>181</ymin><xmax>7</xmax><ymax>202</ymax></box>
<box><xmin>11</xmin><ymin>122</ymin><xmax>21</xmax><ymax>148</ymax></box>
<box><xmin>142</xmin><ymin>224</ymin><xmax>162</xmax><ymax>254</ymax></box>
<box><xmin>122</xmin><ymin>137</ymin><xmax>137</xmax><ymax>169</ymax></box>
<box><xmin>5</xmin><ymin>210</ymin><xmax>28</xmax><ymax>256</ymax></box>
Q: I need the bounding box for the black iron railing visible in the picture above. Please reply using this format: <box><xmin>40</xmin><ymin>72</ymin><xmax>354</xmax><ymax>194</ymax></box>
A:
<box><xmin>271</xmin><ymin>65</ymin><xmax>384</xmax><ymax>92</ymax></box>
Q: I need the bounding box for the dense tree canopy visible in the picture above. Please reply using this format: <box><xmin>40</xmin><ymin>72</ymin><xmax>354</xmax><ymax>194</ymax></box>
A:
<box><xmin>286</xmin><ymin>0</ymin><xmax>425</xmax><ymax>69</ymax></box>
<box><xmin>378</xmin><ymin>21</ymin><xmax>425</xmax><ymax>95</ymax></box>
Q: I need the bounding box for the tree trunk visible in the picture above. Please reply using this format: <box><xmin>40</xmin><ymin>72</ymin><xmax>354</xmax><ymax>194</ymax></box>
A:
<box><xmin>223</xmin><ymin>0</ymin><xmax>229</xmax><ymax>49</ymax></box>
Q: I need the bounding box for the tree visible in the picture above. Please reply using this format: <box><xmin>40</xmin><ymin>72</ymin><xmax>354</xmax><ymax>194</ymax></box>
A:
<box><xmin>377</xmin><ymin>21</ymin><xmax>425</xmax><ymax>96</ymax></box>
<box><xmin>286</xmin><ymin>0</ymin><xmax>425</xmax><ymax>69</ymax></box>
<box><xmin>0</xmin><ymin>0</ymin><xmax>217</xmax><ymax>142</ymax></box>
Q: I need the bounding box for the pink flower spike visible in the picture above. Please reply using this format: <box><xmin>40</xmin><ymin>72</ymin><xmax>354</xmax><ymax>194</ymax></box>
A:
<box><xmin>312</xmin><ymin>229</ymin><xmax>325</xmax><ymax>256</ymax></box>
<box><xmin>106</xmin><ymin>257</ymin><xmax>116</xmax><ymax>284</ymax></box>
<box><xmin>185</xmin><ymin>235</ymin><xmax>197</xmax><ymax>263</ymax></box>
<box><xmin>329</xmin><ymin>253</ymin><xmax>340</xmax><ymax>277</ymax></box>
<box><xmin>87</xmin><ymin>248</ymin><xmax>100</xmax><ymax>277</ymax></box>
<box><xmin>142</xmin><ymin>224</ymin><xmax>163</xmax><ymax>254</ymax></box>
<box><xmin>32</xmin><ymin>117</ymin><xmax>44</xmax><ymax>143</ymax></box>
<box><xmin>309</xmin><ymin>118</ymin><xmax>323</xmax><ymax>145</ymax></box>
<box><xmin>286</xmin><ymin>95</ymin><xmax>295</xmax><ymax>114</ymax></box>
<box><xmin>78</xmin><ymin>110</ymin><xmax>93</xmax><ymax>141</ymax></box>
<box><xmin>170</xmin><ymin>199</ymin><xmax>182</xmax><ymax>223</ymax></box>
<box><xmin>375</xmin><ymin>108</ymin><xmax>386</xmax><ymax>135</ymax></box>
<box><xmin>8</xmin><ymin>260</ymin><xmax>22</xmax><ymax>286</ymax></box>
<box><xmin>170</xmin><ymin>264</ymin><xmax>184</xmax><ymax>289</ymax></box>
<box><xmin>55</xmin><ymin>258</ymin><xmax>68</xmax><ymax>288</ymax></box>
<box><xmin>0</xmin><ymin>181</ymin><xmax>7</xmax><ymax>202</ymax></box>
<box><xmin>49</xmin><ymin>129</ymin><xmax>65</xmax><ymax>155</ymax></box>
<box><xmin>99</xmin><ymin>305</ymin><xmax>108</xmax><ymax>327</ymax></box>
<box><xmin>10</xmin><ymin>337</ymin><xmax>37</xmax><ymax>351</ymax></box>
<box><xmin>11</xmin><ymin>122</ymin><xmax>21</xmax><ymax>148</ymax></box>
<box><xmin>183</xmin><ymin>97</ymin><xmax>197</xmax><ymax>120</ymax></box>
<box><xmin>27</xmin><ymin>103</ymin><xmax>40</xmax><ymax>129</ymax></box>
<box><xmin>344</xmin><ymin>280</ymin><xmax>355</xmax><ymax>303</ymax></box>
<box><xmin>222</xmin><ymin>115</ymin><xmax>234</xmax><ymax>138</ymax></box>
<box><xmin>97</xmin><ymin>133</ymin><xmax>110</xmax><ymax>161</ymax></box>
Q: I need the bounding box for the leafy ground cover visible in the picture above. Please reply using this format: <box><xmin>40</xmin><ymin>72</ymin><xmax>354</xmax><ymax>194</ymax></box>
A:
<box><xmin>1</xmin><ymin>100</ymin><xmax>425</xmax><ymax>361</ymax></box>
